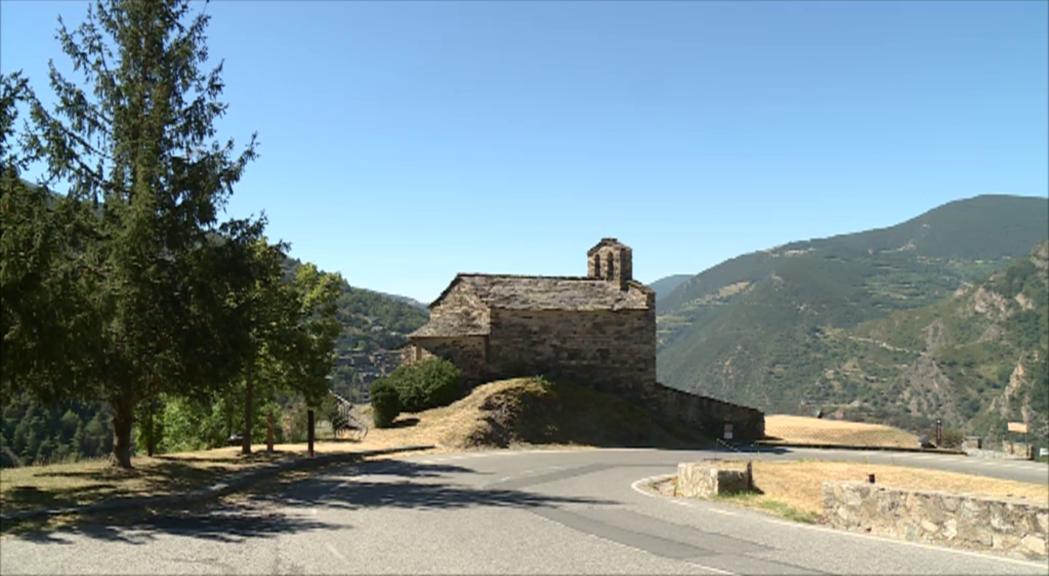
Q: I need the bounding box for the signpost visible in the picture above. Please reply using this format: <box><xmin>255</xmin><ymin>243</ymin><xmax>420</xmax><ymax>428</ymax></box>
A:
<box><xmin>723</xmin><ymin>422</ymin><xmax>734</xmax><ymax>441</ymax></box>
<box><xmin>307</xmin><ymin>409</ymin><xmax>315</xmax><ymax>457</ymax></box>
<box><xmin>1007</xmin><ymin>421</ymin><xmax>1031</xmax><ymax>460</ymax></box>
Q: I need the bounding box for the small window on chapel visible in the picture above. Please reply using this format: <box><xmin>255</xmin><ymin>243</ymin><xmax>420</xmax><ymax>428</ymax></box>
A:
<box><xmin>594</xmin><ymin>257</ymin><xmax>601</xmax><ymax>277</ymax></box>
<box><xmin>606</xmin><ymin>253</ymin><xmax>614</xmax><ymax>280</ymax></box>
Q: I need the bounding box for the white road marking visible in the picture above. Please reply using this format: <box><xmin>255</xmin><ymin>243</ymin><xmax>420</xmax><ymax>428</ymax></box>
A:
<box><xmin>634</xmin><ymin>476</ymin><xmax>739</xmax><ymax>516</ymax></box>
<box><xmin>630</xmin><ymin>474</ymin><xmax>677</xmax><ymax>500</ymax></box>
<box><xmin>325</xmin><ymin>543</ymin><xmax>347</xmax><ymax>562</ymax></box>
<box><xmin>684</xmin><ymin>560</ymin><xmax>737</xmax><ymax>575</ymax></box>
<box><xmin>630</xmin><ymin>474</ymin><xmax>1048</xmax><ymax>570</ymax></box>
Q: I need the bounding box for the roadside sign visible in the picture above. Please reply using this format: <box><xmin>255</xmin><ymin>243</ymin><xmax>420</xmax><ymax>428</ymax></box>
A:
<box><xmin>1007</xmin><ymin>422</ymin><xmax>1028</xmax><ymax>434</ymax></box>
<box><xmin>723</xmin><ymin>422</ymin><xmax>734</xmax><ymax>440</ymax></box>
<box><xmin>1040</xmin><ymin>448</ymin><xmax>1048</xmax><ymax>457</ymax></box>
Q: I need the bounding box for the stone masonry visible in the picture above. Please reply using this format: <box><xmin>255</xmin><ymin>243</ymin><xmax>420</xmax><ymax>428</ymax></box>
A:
<box><xmin>675</xmin><ymin>461</ymin><xmax>753</xmax><ymax>498</ymax></box>
<box><xmin>823</xmin><ymin>481</ymin><xmax>1049</xmax><ymax>560</ymax></box>
<box><xmin>406</xmin><ymin>238</ymin><xmax>765</xmax><ymax>440</ymax></box>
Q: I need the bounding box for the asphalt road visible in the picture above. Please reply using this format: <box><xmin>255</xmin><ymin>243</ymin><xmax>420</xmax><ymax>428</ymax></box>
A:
<box><xmin>1</xmin><ymin>447</ymin><xmax>1047</xmax><ymax>575</ymax></box>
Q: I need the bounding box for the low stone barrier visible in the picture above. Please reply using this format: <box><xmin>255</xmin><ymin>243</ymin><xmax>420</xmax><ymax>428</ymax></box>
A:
<box><xmin>675</xmin><ymin>461</ymin><xmax>752</xmax><ymax>498</ymax></box>
<box><xmin>645</xmin><ymin>384</ymin><xmax>765</xmax><ymax>441</ymax></box>
<box><xmin>822</xmin><ymin>481</ymin><xmax>1049</xmax><ymax>560</ymax></box>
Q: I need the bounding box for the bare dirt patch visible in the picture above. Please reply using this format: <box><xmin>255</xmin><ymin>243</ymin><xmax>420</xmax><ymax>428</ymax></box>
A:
<box><xmin>764</xmin><ymin>414</ymin><xmax>920</xmax><ymax>448</ymax></box>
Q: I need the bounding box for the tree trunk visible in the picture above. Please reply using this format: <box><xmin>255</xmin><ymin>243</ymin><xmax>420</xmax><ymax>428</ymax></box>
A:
<box><xmin>110</xmin><ymin>397</ymin><xmax>135</xmax><ymax>469</ymax></box>
<box><xmin>242</xmin><ymin>369</ymin><xmax>254</xmax><ymax>456</ymax></box>
<box><xmin>144</xmin><ymin>400</ymin><xmax>156</xmax><ymax>457</ymax></box>
<box><xmin>266</xmin><ymin>413</ymin><xmax>274</xmax><ymax>453</ymax></box>
<box><xmin>307</xmin><ymin>409</ymin><xmax>315</xmax><ymax>457</ymax></box>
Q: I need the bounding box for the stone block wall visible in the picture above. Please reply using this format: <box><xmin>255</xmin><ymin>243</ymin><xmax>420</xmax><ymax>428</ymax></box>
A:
<box><xmin>644</xmin><ymin>384</ymin><xmax>765</xmax><ymax>441</ymax></box>
<box><xmin>823</xmin><ymin>481</ymin><xmax>1049</xmax><ymax>560</ymax></box>
<box><xmin>406</xmin><ymin>336</ymin><xmax>487</xmax><ymax>385</ymax></box>
<box><xmin>676</xmin><ymin>462</ymin><xmax>752</xmax><ymax>498</ymax></box>
<box><xmin>429</xmin><ymin>286</ymin><xmax>491</xmax><ymax>334</ymax></box>
<box><xmin>1002</xmin><ymin>440</ymin><xmax>1034</xmax><ymax>460</ymax></box>
<box><xmin>485</xmin><ymin>308</ymin><xmax>656</xmax><ymax>396</ymax></box>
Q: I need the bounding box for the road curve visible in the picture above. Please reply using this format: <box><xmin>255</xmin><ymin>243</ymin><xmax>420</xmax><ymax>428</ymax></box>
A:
<box><xmin>1</xmin><ymin>447</ymin><xmax>1046</xmax><ymax>575</ymax></box>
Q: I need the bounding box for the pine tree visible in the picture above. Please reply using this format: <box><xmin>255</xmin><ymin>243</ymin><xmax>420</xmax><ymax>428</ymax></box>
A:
<box><xmin>13</xmin><ymin>0</ymin><xmax>258</xmax><ymax>468</ymax></box>
<box><xmin>59</xmin><ymin>409</ymin><xmax>80</xmax><ymax>440</ymax></box>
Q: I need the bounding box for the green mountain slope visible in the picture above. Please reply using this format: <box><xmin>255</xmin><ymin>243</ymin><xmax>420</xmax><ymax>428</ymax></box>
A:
<box><xmin>328</xmin><ymin>280</ymin><xmax>428</xmax><ymax>401</ymax></box>
<box><xmin>650</xmin><ymin>275</ymin><xmax>693</xmax><ymax>302</ymax></box>
<box><xmin>282</xmin><ymin>258</ymin><xmax>428</xmax><ymax>402</ymax></box>
<box><xmin>656</xmin><ymin>195</ymin><xmax>1049</xmax><ymax>425</ymax></box>
<box><xmin>835</xmin><ymin>242</ymin><xmax>1048</xmax><ymax>442</ymax></box>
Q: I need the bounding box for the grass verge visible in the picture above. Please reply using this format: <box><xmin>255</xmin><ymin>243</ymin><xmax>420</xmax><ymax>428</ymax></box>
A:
<box><xmin>748</xmin><ymin>460</ymin><xmax>1047</xmax><ymax>517</ymax></box>
<box><xmin>0</xmin><ymin>439</ymin><xmax>429</xmax><ymax>525</ymax></box>
<box><xmin>668</xmin><ymin>459</ymin><xmax>1048</xmax><ymax>525</ymax></box>
<box><xmin>715</xmin><ymin>492</ymin><xmax>819</xmax><ymax>524</ymax></box>
<box><xmin>0</xmin><ymin>448</ymin><xmax>290</xmax><ymax>518</ymax></box>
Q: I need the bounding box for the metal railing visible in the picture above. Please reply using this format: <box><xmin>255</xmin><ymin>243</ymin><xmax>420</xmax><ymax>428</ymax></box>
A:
<box><xmin>328</xmin><ymin>390</ymin><xmax>369</xmax><ymax>442</ymax></box>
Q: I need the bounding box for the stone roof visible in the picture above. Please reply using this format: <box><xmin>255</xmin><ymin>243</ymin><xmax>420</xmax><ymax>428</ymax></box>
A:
<box><xmin>410</xmin><ymin>274</ymin><xmax>651</xmax><ymax>340</ymax></box>
<box><xmin>434</xmin><ymin>274</ymin><xmax>652</xmax><ymax>312</ymax></box>
<box><xmin>409</xmin><ymin>309</ymin><xmax>489</xmax><ymax>338</ymax></box>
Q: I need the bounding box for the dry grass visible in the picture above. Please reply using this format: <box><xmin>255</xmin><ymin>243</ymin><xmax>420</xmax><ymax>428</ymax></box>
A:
<box><xmin>0</xmin><ymin>380</ymin><xmax>544</xmax><ymax>517</ymax></box>
<box><xmin>298</xmin><ymin>380</ymin><xmax>536</xmax><ymax>455</ymax></box>
<box><xmin>347</xmin><ymin>377</ymin><xmax>701</xmax><ymax>451</ymax></box>
<box><xmin>0</xmin><ymin>378</ymin><xmax>605</xmax><ymax>518</ymax></box>
<box><xmin>764</xmin><ymin>414</ymin><xmax>920</xmax><ymax>448</ymax></box>
<box><xmin>744</xmin><ymin>460</ymin><xmax>1049</xmax><ymax>517</ymax></box>
<box><xmin>0</xmin><ymin>448</ymin><xmax>290</xmax><ymax>515</ymax></box>
<box><xmin>2</xmin><ymin>376</ymin><xmax>694</xmax><ymax>522</ymax></box>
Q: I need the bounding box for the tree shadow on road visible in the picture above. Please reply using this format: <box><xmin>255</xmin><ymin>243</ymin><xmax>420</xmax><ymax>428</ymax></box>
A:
<box><xmin>249</xmin><ymin>457</ymin><xmax>615</xmax><ymax>513</ymax></box>
<box><xmin>3</xmin><ymin>457</ymin><xmax>612</xmax><ymax>545</ymax></box>
<box><xmin>6</xmin><ymin>498</ymin><xmax>338</xmax><ymax>546</ymax></box>
<box><xmin>3</xmin><ymin>457</ymin><xmax>271</xmax><ymax>515</ymax></box>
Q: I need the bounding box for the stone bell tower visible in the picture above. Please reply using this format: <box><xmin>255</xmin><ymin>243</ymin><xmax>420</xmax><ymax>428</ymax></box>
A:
<box><xmin>587</xmin><ymin>238</ymin><xmax>632</xmax><ymax>290</ymax></box>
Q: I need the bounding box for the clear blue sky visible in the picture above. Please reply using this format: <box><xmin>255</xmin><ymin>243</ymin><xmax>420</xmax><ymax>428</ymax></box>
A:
<box><xmin>3</xmin><ymin>1</ymin><xmax>1047</xmax><ymax>302</ymax></box>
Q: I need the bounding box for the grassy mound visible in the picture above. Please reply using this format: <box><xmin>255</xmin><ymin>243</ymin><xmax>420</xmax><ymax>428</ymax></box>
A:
<box><xmin>360</xmin><ymin>377</ymin><xmax>707</xmax><ymax>450</ymax></box>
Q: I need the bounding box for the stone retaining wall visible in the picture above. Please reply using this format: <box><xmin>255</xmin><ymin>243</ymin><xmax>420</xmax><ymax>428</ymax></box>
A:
<box><xmin>676</xmin><ymin>461</ymin><xmax>752</xmax><ymax>498</ymax></box>
<box><xmin>965</xmin><ymin>447</ymin><xmax>1034</xmax><ymax>461</ymax></box>
<box><xmin>645</xmin><ymin>385</ymin><xmax>766</xmax><ymax>441</ymax></box>
<box><xmin>823</xmin><ymin>481</ymin><xmax>1048</xmax><ymax>560</ymax></box>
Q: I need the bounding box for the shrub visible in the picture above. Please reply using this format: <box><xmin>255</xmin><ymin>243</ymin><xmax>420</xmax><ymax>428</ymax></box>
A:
<box><xmin>940</xmin><ymin>428</ymin><xmax>965</xmax><ymax>449</ymax></box>
<box><xmin>370</xmin><ymin>379</ymin><xmax>402</xmax><ymax>428</ymax></box>
<box><xmin>387</xmin><ymin>358</ymin><xmax>463</xmax><ymax>412</ymax></box>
